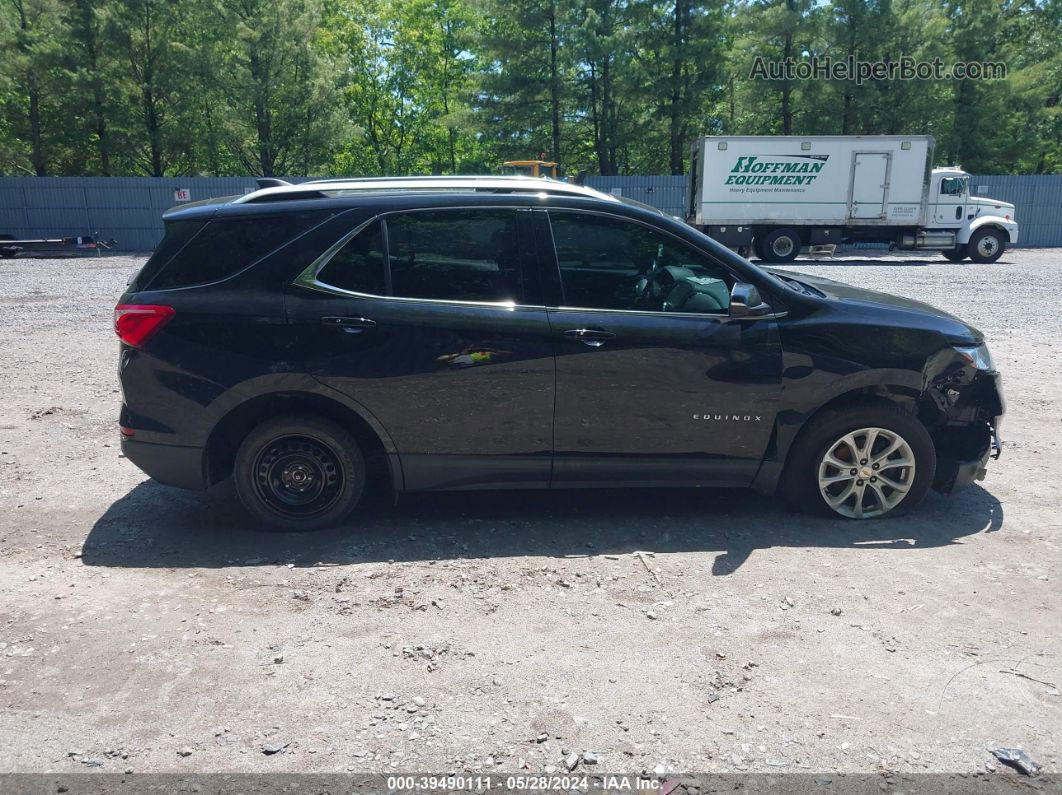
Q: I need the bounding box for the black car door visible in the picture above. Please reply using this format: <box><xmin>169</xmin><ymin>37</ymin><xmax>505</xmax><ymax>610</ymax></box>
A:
<box><xmin>537</xmin><ymin>208</ymin><xmax>783</xmax><ymax>487</ymax></box>
<box><xmin>285</xmin><ymin>207</ymin><xmax>555</xmax><ymax>491</ymax></box>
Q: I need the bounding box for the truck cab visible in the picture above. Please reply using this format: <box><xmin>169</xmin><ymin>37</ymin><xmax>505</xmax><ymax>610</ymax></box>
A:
<box><xmin>928</xmin><ymin>168</ymin><xmax>1017</xmax><ymax>262</ymax></box>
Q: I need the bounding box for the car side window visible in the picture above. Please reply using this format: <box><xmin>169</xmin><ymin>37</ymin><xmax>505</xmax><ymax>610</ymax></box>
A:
<box><xmin>548</xmin><ymin>212</ymin><xmax>732</xmax><ymax>314</ymax></box>
<box><xmin>316</xmin><ymin>220</ymin><xmax>387</xmax><ymax>295</ymax></box>
<box><xmin>387</xmin><ymin>210</ymin><xmax>522</xmax><ymax>303</ymax></box>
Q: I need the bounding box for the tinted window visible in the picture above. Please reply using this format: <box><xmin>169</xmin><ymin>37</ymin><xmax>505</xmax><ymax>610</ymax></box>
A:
<box><xmin>387</xmin><ymin>210</ymin><xmax>522</xmax><ymax>303</ymax></box>
<box><xmin>146</xmin><ymin>212</ymin><xmax>327</xmax><ymax>290</ymax></box>
<box><xmin>132</xmin><ymin>220</ymin><xmax>206</xmax><ymax>290</ymax></box>
<box><xmin>316</xmin><ymin>221</ymin><xmax>387</xmax><ymax>295</ymax></box>
<box><xmin>549</xmin><ymin>212</ymin><xmax>732</xmax><ymax>313</ymax></box>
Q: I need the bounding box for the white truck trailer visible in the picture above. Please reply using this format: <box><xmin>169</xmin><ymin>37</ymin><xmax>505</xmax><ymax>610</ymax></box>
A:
<box><xmin>686</xmin><ymin>135</ymin><xmax>1018</xmax><ymax>263</ymax></box>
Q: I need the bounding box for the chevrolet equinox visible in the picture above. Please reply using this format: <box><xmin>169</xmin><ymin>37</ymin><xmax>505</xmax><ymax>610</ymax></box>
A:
<box><xmin>116</xmin><ymin>176</ymin><xmax>1004</xmax><ymax>530</ymax></box>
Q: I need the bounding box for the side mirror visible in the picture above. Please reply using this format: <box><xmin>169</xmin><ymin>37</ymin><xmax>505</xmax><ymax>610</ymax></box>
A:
<box><xmin>729</xmin><ymin>282</ymin><xmax>772</xmax><ymax>318</ymax></box>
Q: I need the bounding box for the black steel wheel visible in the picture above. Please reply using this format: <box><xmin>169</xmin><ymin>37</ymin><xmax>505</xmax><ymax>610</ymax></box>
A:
<box><xmin>234</xmin><ymin>415</ymin><xmax>364</xmax><ymax>531</ymax></box>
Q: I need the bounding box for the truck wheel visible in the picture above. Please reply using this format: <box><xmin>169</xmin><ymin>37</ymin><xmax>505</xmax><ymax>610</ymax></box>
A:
<box><xmin>780</xmin><ymin>401</ymin><xmax>935</xmax><ymax>519</ymax></box>
<box><xmin>942</xmin><ymin>246</ymin><xmax>967</xmax><ymax>262</ymax></box>
<box><xmin>966</xmin><ymin>228</ymin><xmax>1005</xmax><ymax>264</ymax></box>
<box><xmin>760</xmin><ymin>228</ymin><xmax>801</xmax><ymax>263</ymax></box>
<box><xmin>234</xmin><ymin>414</ymin><xmax>365</xmax><ymax>531</ymax></box>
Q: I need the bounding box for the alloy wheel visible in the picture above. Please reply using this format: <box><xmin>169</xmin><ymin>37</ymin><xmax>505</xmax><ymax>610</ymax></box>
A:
<box><xmin>817</xmin><ymin>427</ymin><xmax>915</xmax><ymax>518</ymax></box>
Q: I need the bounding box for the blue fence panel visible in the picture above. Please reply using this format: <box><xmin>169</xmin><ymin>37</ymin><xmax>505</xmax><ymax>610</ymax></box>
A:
<box><xmin>0</xmin><ymin>174</ymin><xmax>1059</xmax><ymax>251</ymax></box>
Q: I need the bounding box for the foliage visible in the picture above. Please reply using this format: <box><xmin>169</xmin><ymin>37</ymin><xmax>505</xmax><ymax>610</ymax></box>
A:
<box><xmin>0</xmin><ymin>0</ymin><xmax>1058</xmax><ymax>176</ymax></box>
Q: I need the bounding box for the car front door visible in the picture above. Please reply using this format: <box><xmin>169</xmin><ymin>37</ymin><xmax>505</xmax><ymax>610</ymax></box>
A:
<box><xmin>286</xmin><ymin>207</ymin><xmax>555</xmax><ymax>491</ymax></box>
<box><xmin>538</xmin><ymin>209</ymin><xmax>783</xmax><ymax>487</ymax></box>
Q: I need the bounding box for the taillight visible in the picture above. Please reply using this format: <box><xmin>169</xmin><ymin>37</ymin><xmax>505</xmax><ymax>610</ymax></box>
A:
<box><xmin>114</xmin><ymin>304</ymin><xmax>175</xmax><ymax>348</ymax></box>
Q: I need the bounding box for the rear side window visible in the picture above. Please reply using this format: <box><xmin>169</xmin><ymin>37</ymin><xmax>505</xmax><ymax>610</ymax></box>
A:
<box><xmin>315</xmin><ymin>209</ymin><xmax>523</xmax><ymax>303</ymax></box>
<box><xmin>142</xmin><ymin>212</ymin><xmax>327</xmax><ymax>290</ymax></box>
<box><xmin>387</xmin><ymin>210</ymin><xmax>521</xmax><ymax>302</ymax></box>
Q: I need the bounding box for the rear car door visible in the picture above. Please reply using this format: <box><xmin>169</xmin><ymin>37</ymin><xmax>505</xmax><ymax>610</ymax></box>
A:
<box><xmin>538</xmin><ymin>208</ymin><xmax>783</xmax><ymax>487</ymax></box>
<box><xmin>286</xmin><ymin>206</ymin><xmax>555</xmax><ymax>491</ymax></box>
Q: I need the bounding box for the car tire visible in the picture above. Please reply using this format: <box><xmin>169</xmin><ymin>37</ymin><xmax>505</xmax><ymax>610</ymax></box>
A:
<box><xmin>780</xmin><ymin>402</ymin><xmax>936</xmax><ymax>519</ymax></box>
<box><xmin>759</xmin><ymin>228</ymin><xmax>801</xmax><ymax>263</ymax></box>
<box><xmin>942</xmin><ymin>246</ymin><xmax>967</xmax><ymax>262</ymax></box>
<box><xmin>966</xmin><ymin>228</ymin><xmax>1005</xmax><ymax>264</ymax></box>
<box><xmin>233</xmin><ymin>414</ymin><xmax>365</xmax><ymax>531</ymax></box>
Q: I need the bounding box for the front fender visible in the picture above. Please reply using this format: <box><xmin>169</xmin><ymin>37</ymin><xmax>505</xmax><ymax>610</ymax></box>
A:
<box><xmin>958</xmin><ymin>216</ymin><xmax>1018</xmax><ymax>245</ymax></box>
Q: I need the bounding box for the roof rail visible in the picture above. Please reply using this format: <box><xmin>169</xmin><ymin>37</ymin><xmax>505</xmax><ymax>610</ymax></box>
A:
<box><xmin>235</xmin><ymin>175</ymin><xmax>618</xmax><ymax>205</ymax></box>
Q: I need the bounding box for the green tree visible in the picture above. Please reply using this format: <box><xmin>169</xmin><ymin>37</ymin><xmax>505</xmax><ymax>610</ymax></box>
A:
<box><xmin>1</xmin><ymin>0</ymin><xmax>68</xmax><ymax>175</ymax></box>
<box><xmin>100</xmin><ymin>0</ymin><xmax>192</xmax><ymax>175</ymax></box>
<box><xmin>211</xmin><ymin>0</ymin><xmax>345</xmax><ymax>175</ymax></box>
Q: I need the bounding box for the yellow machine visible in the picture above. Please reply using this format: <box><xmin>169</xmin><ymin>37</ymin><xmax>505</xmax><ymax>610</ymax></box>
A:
<box><xmin>501</xmin><ymin>160</ymin><xmax>559</xmax><ymax>179</ymax></box>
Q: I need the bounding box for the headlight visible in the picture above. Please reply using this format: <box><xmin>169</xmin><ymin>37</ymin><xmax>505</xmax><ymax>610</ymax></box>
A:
<box><xmin>955</xmin><ymin>343</ymin><xmax>994</xmax><ymax>371</ymax></box>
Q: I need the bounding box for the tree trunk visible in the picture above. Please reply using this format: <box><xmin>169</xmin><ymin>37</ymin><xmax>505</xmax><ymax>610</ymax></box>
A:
<box><xmin>668</xmin><ymin>0</ymin><xmax>686</xmax><ymax>175</ymax></box>
<box><xmin>249</xmin><ymin>53</ymin><xmax>274</xmax><ymax>176</ymax></box>
<box><xmin>76</xmin><ymin>0</ymin><xmax>111</xmax><ymax>174</ymax></box>
<box><xmin>548</xmin><ymin>1</ymin><xmax>561</xmax><ymax>163</ymax></box>
<box><xmin>781</xmin><ymin>0</ymin><xmax>796</xmax><ymax>135</ymax></box>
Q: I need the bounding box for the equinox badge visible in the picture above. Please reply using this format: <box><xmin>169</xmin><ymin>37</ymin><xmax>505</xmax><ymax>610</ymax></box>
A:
<box><xmin>694</xmin><ymin>414</ymin><xmax>763</xmax><ymax>422</ymax></box>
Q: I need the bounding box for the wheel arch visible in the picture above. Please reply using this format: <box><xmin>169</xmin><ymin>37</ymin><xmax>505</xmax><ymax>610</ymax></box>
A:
<box><xmin>961</xmin><ymin>219</ymin><xmax>1012</xmax><ymax>244</ymax></box>
<box><xmin>756</xmin><ymin>381</ymin><xmax>925</xmax><ymax>494</ymax></box>
<box><xmin>204</xmin><ymin>389</ymin><xmax>402</xmax><ymax>495</ymax></box>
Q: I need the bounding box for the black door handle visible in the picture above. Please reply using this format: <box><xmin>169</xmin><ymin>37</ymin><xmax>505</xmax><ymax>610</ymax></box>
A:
<box><xmin>563</xmin><ymin>328</ymin><xmax>616</xmax><ymax>348</ymax></box>
<box><xmin>322</xmin><ymin>316</ymin><xmax>377</xmax><ymax>332</ymax></box>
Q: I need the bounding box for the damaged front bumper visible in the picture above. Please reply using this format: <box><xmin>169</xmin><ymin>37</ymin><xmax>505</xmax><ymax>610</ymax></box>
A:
<box><xmin>931</xmin><ymin>370</ymin><xmax>1004</xmax><ymax>496</ymax></box>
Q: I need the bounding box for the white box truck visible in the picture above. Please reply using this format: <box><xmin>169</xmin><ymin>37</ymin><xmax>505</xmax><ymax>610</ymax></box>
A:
<box><xmin>686</xmin><ymin>135</ymin><xmax>1018</xmax><ymax>263</ymax></box>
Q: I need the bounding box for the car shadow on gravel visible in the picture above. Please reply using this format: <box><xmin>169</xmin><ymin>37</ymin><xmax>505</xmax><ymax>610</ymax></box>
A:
<box><xmin>81</xmin><ymin>478</ymin><xmax>1004</xmax><ymax>575</ymax></box>
<box><xmin>788</xmin><ymin>256</ymin><xmax>1016</xmax><ymax>268</ymax></box>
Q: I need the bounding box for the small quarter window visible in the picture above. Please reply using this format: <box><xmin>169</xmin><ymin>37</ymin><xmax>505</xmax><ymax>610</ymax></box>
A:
<box><xmin>316</xmin><ymin>221</ymin><xmax>387</xmax><ymax>295</ymax></box>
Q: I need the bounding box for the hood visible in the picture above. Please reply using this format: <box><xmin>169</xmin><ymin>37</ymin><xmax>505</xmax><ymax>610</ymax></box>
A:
<box><xmin>769</xmin><ymin>269</ymin><xmax>983</xmax><ymax>345</ymax></box>
<box><xmin>968</xmin><ymin>195</ymin><xmax>1015</xmax><ymax>219</ymax></box>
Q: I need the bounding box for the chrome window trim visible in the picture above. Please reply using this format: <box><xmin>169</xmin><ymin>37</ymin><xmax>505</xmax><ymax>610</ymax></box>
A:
<box><xmin>295</xmin><ymin>204</ymin><xmax>786</xmax><ymax>320</ymax></box>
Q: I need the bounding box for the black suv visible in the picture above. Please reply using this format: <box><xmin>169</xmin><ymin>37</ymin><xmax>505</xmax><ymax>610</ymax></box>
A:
<box><xmin>116</xmin><ymin>177</ymin><xmax>1003</xmax><ymax>530</ymax></box>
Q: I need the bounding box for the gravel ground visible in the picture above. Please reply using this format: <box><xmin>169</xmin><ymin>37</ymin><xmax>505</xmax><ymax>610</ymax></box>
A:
<box><xmin>0</xmin><ymin>248</ymin><xmax>1059</xmax><ymax>778</ymax></box>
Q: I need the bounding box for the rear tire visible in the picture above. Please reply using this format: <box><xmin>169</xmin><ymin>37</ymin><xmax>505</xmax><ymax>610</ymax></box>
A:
<box><xmin>759</xmin><ymin>228</ymin><xmax>801</xmax><ymax>263</ymax></box>
<box><xmin>966</xmin><ymin>228</ymin><xmax>1005</xmax><ymax>264</ymax></box>
<box><xmin>780</xmin><ymin>402</ymin><xmax>935</xmax><ymax>519</ymax></box>
<box><xmin>234</xmin><ymin>414</ymin><xmax>365</xmax><ymax>531</ymax></box>
<box><xmin>942</xmin><ymin>246</ymin><xmax>967</xmax><ymax>262</ymax></box>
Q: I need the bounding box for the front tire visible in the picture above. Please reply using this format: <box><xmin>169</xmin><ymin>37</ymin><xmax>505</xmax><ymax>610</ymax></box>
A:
<box><xmin>234</xmin><ymin>415</ymin><xmax>365</xmax><ymax>531</ymax></box>
<box><xmin>781</xmin><ymin>402</ymin><xmax>935</xmax><ymax>519</ymax></box>
<box><xmin>966</xmin><ymin>228</ymin><xmax>1005</xmax><ymax>264</ymax></box>
<box><xmin>759</xmin><ymin>228</ymin><xmax>801</xmax><ymax>263</ymax></box>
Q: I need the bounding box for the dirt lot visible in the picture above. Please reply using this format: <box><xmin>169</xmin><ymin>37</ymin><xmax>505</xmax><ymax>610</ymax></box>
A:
<box><xmin>0</xmin><ymin>248</ymin><xmax>1059</xmax><ymax>779</ymax></box>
